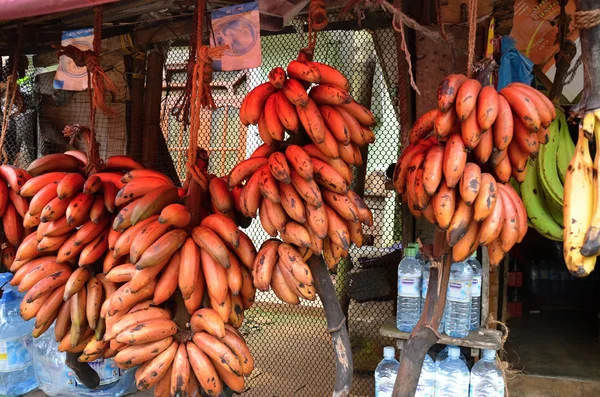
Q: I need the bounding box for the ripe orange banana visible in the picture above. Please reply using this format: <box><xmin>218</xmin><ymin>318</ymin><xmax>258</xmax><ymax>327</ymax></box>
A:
<box><xmin>116</xmin><ymin>319</ymin><xmax>177</xmax><ymax>346</ymax></box>
<box><xmin>14</xmin><ymin>232</ymin><xmax>40</xmax><ymax>263</ymax></box>
<box><xmin>267</xmin><ymin>66</ymin><xmax>286</xmax><ymax>89</ymax></box>
<box><xmin>282</xmin><ymin>78</ymin><xmax>309</xmax><ymax>107</ymax></box>
<box><xmin>277</xmin><ymin>243</ymin><xmax>313</xmax><ymax>286</ymax></box>
<box><xmin>455</xmin><ymin>79</ymin><xmax>482</xmax><ymax>121</ymax></box>
<box><xmin>112</xmin><ymin>198</ymin><xmax>140</xmax><ymax>231</ymax></box>
<box><xmin>115</xmin><ymin>177</ymin><xmax>171</xmax><ymax>207</ymax></box>
<box><xmin>309</xmin><ymin>84</ymin><xmax>352</xmax><ymax>106</ymax></box>
<box><xmin>55</xmin><ymin>173</ymin><xmax>85</xmax><ymax>200</ymax></box>
<box><xmin>446</xmin><ymin>198</ymin><xmax>473</xmax><ymax>246</ymax></box>
<box><xmin>0</xmin><ymin>165</ymin><xmax>31</xmax><ymax>193</ymax></box>
<box><xmin>227</xmin><ymin>251</ymin><xmax>243</xmax><ymax>296</ymax></box>
<box><xmin>285</xmin><ymin>145</ymin><xmax>313</xmax><ymax>181</ymax></box>
<box><xmin>287</xmin><ymin>59</ymin><xmax>321</xmax><ymax>83</ymax></box>
<box><xmin>193</xmin><ymin>332</ymin><xmax>242</xmax><ymax>376</ymax></box>
<box><xmin>422</xmin><ymin>145</ymin><xmax>444</xmax><ymax>196</ymax></box>
<box><xmin>257</xmin><ymin>166</ymin><xmax>281</xmax><ymax>203</ymax></box>
<box><xmin>187</xmin><ymin>342</ymin><xmax>223</xmax><ymax>396</ymax></box>
<box><xmin>320</xmin><ymin>105</ymin><xmax>351</xmax><ymax>145</ymax></box>
<box><xmin>478</xmin><ymin>191</ymin><xmax>504</xmax><ymax>246</ymax></box>
<box><xmin>0</xmin><ymin>181</ymin><xmax>8</xmax><ymax>217</ymax></box>
<box><xmin>18</xmin><ymin>172</ymin><xmax>62</xmax><ymax>198</ymax></box>
<box><xmin>232</xmin><ymin>231</ymin><xmax>257</xmax><ymax>269</ymax></box>
<box><xmin>513</xmin><ymin>118</ymin><xmax>540</xmax><ymax>156</ymax></box>
<box><xmin>346</xmin><ymin>191</ymin><xmax>373</xmax><ymax>227</ymax></box>
<box><xmin>409</xmin><ymin>108</ymin><xmax>438</xmax><ymax>143</ymax></box>
<box><xmin>178</xmin><ymin>237</ymin><xmax>200</xmax><ymax>299</ymax></box>
<box><xmin>268</xmin><ymin>152</ymin><xmax>291</xmax><ymax>184</ymax></box>
<box><xmin>210</xmin><ymin>293</ymin><xmax>232</xmax><ymax>323</ymax></box>
<box><xmin>303</xmin><ymin>144</ymin><xmax>353</xmax><ymax>185</ymax></box>
<box><xmin>310</xmin><ymin>62</ymin><xmax>350</xmax><ymax>90</ymax></box>
<box><xmin>190</xmin><ymin>308</ymin><xmax>226</xmax><ymax>338</ymax></box>
<box><xmin>115</xmin><ymin>337</ymin><xmax>173</xmax><ymax>369</ymax></box>
<box><xmin>443</xmin><ymin>133</ymin><xmax>467</xmax><ymax>187</ymax></box>
<box><xmin>263</xmin><ymin>198</ymin><xmax>287</xmax><ymax>231</ymax></box>
<box><xmin>40</xmin><ymin>195</ymin><xmax>71</xmax><ymax>223</ymax></box>
<box><xmin>323</xmin><ymin>204</ymin><xmax>350</xmax><ymax>250</ymax></box>
<box><xmin>458</xmin><ymin>162</ymin><xmax>482</xmax><ymax>206</ymax></box>
<box><xmin>264</xmin><ymin>94</ymin><xmax>285</xmax><ymax>140</ymax></box>
<box><xmin>83</xmin><ymin>175</ymin><xmax>102</xmax><ymax>195</ymax></box>
<box><xmin>135</xmin><ymin>229</ymin><xmax>187</xmax><ymax>270</ymax></box>
<box><xmin>312</xmin><ymin>158</ymin><xmax>348</xmax><ymax>194</ymax></box>
<box><xmin>3</xmin><ymin>202</ymin><xmax>23</xmax><ymax>246</ymax></box>
<box><xmin>243</xmin><ymin>82</ymin><xmax>276</xmax><ymax>125</ymax></box>
<box><xmin>274</xmin><ymin>91</ymin><xmax>299</xmax><ymax>133</ymax></box>
<box><xmin>498</xmin><ymin>183</ymin><xmax>528</xmax><ymax>244</ymax></box>
<box><xmin>37</xmin><ymin>234</ymin><xmax>71</xmax><ymax>252</ymax></box>
<box><xmin>270</xmin><ymin>264</ymin><xmax>300</xmax><ymax>305</ymax></box>
<box><xmin>297</xmin><ymin>98</ymin><xmax>326</xmax><ymax>144</ymax></box>
<box><xmin>434</xmin><ymin>108</ymin><xmax>458</xmax><ymax>140</ymax></box>
<box><xmin>201</xmin><ymin>247</ymin><xmax>229</xmax><ymax>305</ymax></box>
<box><xmin>74</xmin><ymin>215</ymin><xmax>110</xmax><ymax>246</ymax></box>
<box><xmin>192</xmin><ymin>226</ymin><xmax>230</xmax><ymax>268</ymax></box>
<box><xmin>338</xmin><ymin>100</ymin><xmax>376</xmax><ymax>126</ymax></box>
<box><xmin>107</xmin><ymin>280</ymin><xmax>157</xmax><ymax>317</ymax></box>
<box><xmin>79</xmin><ymin>229</ymin><xmax>109</xmax><ymax>266</ymax></box>
<box><xmin>113</xmin><ymin>215</ymin><xmax>158</xmax><ymax>258</ymax></box>
<box><xmin>27</xmin><ymin>183</ymin><xmax>57</xmax><ymax>216</ymax></box>
<box><xmin>290</xmin><ymin>170</ymin><xmax>322</xmax><ymax>207</ymax></box>
<box><xmin>227</xmin><ymin>157</ymin><xmax>268</xmax><ymax>189</ymax></box>
<box><xmin>18</xmin><ymin>261</ymin><xmax>70</xmax><ymax>293</ymax></box>
<box><xmin>105</xmin><ymin>307</ymin><xmax>170</xmax><ymax>341</ymax></box>
<box><xmin>136</xmin><ymin>341</ymin><xmax>178</xmax><ymax>391</ymax></box>
<box><xmin>278</xmin><ymin>260</ymin><xmax>316</xmax><ymax>301</ymax></box>
<box><xmin>473</xmin><ymin>173</ymin><xmax>498</xmax><ymax>222</ymax></box>
<box><xmin>437</xmin><ymin>74</ymin><xmax>468</xmax><ymax>112</ymax></box>
<box><xmin>34</xmin><ymin>284</ymin><xmax>66</xmax><ymax>331</ymax></box>
<box><xmin>65</xmin><ymin>192</ymin><xmax>95</xmax><ymax>225</ymax></box>
<box><xmin>499</xmin><ymin>86</ymin><xmax>541</xmax><ymax>132</ymax></box>
<box><xmin>279</xmin><ymin>181</ymin><xmax>306</xmax><ymax>223</ymax></box>
<box><xmin>508</xmin><ymin>83</ymin><xmax>554</xmax><ymax>128</ymax></box>
<box><xmin>252</xmin><ymin>239</ymin><xmax>280</xmax><ymax>291</ymax></box>
<box><xmin>259</xmin><ymin>199</ymin><xmax>278</xmax><ymax>237</ymax></box>
<box><xmin>64</xmin><ymin>266</ymin><xmax>91</xmax><ymax>301</ymax></box>
<box><xmin>158</xmin><ymin>203</ymin><xmax>191</xmax><ymax>228</ymax></box>
<box><xmin>11</xmin><ymin>256</ymin><xmax>57</xmax><ymax>284</ymax></box>
<box><xmin>86</xmin><ymin>276</ymin><xmax>102</xmax><ymax>330</ymax></box>
<box><xmin>209</xmin><ymin>177</ymin><xmax>233</xmax><ymax>213</ymax></box>
<box><xmin>130</xmin><ymin>184</ymin><xmax>180</xmax><ymax>226</ymax></box>
<box><xmin>129</xmin><ymin>219</ymin><xmax>172</xmax><ymax>263</ymax></box>
<box><xmin>452</xmin><ymin>218</ymin><xmax>480</xmax><ymax>262</ymax></box>
<box><xmin>476</xmin><ymin>85</ymin><xmax>499</xmax><ymax>131</ymax></box>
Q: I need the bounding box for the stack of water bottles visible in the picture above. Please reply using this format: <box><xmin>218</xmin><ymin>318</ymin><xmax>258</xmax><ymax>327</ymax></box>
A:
<box><xmin>375</xmin><ymin>345</ymin><xmax>504</xmax><ymax>396</ymax></box>
<box><xmin>397</xmin><ymin>243</ymin><xmax>482</xmax><ymax>337</ymax></box>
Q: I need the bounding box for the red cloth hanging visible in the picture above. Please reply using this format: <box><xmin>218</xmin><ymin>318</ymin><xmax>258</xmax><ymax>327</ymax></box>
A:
<box><xmin>0</xmin><ymin>0</ymin><xmax>118</xmax><ymax>21</ymax></box>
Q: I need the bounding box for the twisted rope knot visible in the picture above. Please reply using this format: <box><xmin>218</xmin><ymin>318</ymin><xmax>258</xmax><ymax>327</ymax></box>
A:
<box><xmin>574</xmin><ymin>9</ymin><xmax>600</xmax><ymax>29</ymax></box>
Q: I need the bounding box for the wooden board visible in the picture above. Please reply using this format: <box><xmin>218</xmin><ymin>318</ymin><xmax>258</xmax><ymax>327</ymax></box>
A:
<box><xmin>379</xmin><ymin>316</ymin><xmax>503</xmax><ymax>351</ymax></box>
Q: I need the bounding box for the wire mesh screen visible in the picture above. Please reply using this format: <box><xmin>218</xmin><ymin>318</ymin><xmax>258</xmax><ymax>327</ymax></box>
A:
<box><xmin>161</xmin><ymin>27</ymin><xmax>402</xmax><ymax>396</ymax></box>
<box><xmin>0</xmin><ymin>55</ymin><xmax>37</xmax><ymax>169</ymax></box>
<box><xmin>1</xmin><ymin>24</ymin><xmax>404</xmax><ymax>396</ymax></box>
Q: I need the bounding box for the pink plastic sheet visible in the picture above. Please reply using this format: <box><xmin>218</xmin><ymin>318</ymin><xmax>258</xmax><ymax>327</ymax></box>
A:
<box><xmin>0</xmin><ymin>0</ymin><xmax>119</xmax><ymax>21</ymax></box>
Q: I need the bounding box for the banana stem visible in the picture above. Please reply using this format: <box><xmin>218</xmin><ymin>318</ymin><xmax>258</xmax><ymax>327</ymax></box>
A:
<box><xmin>65</xmin><ymin>351</ymin><xmax>100</xmax><ymax>389</ymax></box>
<box><xmin>307</xmin><ymin>255</ymin><xmax>353</xmax><ymax>397</ymax></box>
<box><xmin>393</xmin><ymin>229</ymin><xmax>452</xmax><ymax>397</ymax></box>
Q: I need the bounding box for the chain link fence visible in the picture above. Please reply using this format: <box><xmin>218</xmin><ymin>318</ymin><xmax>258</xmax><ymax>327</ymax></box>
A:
<box><xmin>0</xmin><ymin>23</ymin><xmax>403</xmax><ymax>397</ymax></box>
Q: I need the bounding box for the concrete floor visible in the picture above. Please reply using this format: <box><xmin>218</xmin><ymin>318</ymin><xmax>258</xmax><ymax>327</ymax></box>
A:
<box><xmin>505</xmin><ymin>311</ymin><xmax>600</xmax><ymax>380</ymax></box>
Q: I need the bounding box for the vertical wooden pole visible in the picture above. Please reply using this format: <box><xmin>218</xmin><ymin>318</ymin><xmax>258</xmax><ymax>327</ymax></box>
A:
<box><xmin>392</xmin><ymin>229</ymin><xmax>451</xmax><ymax>397</ymax></box>
<box><xmin>129</xmin><ymin>54</ymin><xmax>146</xmax><ymax>162</ymax></box>
<box><xmin>142</xmin><ymin>49</ymin><xmax>163</xmax><ymax>169</ymax></box>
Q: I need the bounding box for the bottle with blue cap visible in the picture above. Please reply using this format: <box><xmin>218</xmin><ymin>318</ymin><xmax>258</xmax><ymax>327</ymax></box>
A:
<box><xmin>0</xmin><ymin>272</ymin><xmax>38</xmax><ymax>396</ymax></box>
<box><xmin>397</xmin><ymin>245</ymin><xmax>422</xmax><ymax>332</ymax></box>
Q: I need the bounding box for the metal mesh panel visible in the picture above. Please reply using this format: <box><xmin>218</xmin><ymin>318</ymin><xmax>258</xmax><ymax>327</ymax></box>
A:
<box><xmin>0</xmin><ymin>56</ymin><xmax>37</xmax><ymax>169</ymax></box>
<box><xmin>161</xmin><ymin>27</ymin><xmax>402</xmax><ymax>396</ymax></box>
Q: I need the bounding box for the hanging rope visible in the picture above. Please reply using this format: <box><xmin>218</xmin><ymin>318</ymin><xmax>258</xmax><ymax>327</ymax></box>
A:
<box><xmin>466</xmin><ymin>0</ymin><xmax>479</xmax><ymax>78</ymax></box>
<box><xmin>185</xmin><ymin>0</ymin><xmax>228</xmax><ymax>190</ymax></box>
<box><xmin>573</xmin><ymin>9</ymin><xmax>600</xmax><ymax>29</ymax></box>
<box><xmin>436</xmin><ymin>0</ymin><xmax>449</xmax><ymax>41</ymax></box>
<box><xmin>301</xmin><ymin>0</ymin><xmax>328</xmax><ymax>56</ymax></box>
<box><xmin>0</xmin><ymin>23</ymin><xmax>25</xmax><ymax>164</ymax></box>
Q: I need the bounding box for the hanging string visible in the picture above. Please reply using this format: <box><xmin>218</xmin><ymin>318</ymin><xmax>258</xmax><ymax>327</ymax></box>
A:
<box><xmin>0</xmin><ymin>23</ymin><xmax>24</xmax><ymax>164</ymax></box>
<box><xmin>185</xmin><ymin>0</ymin><xmax>228</xmax><ymax>190</ymax></box>
<box><xmin>301</xmin><ymin>0</ymin><xmax>328</xmax><ymax>58</ymax></box>
<box><xmin>466</xmin><ymin>0</ymin><xmax>479</xmax><ymax>78</ymax></box>
<box><xmin>435</xmin><ymin>0</ymin><xmax>449</xmax><ymax>41</ymax></box>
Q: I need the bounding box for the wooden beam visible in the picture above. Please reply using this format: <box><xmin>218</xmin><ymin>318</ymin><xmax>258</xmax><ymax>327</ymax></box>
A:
<box><xmin>127</xmin><ymin>54</ymin><xmax>146</xmax><ymax>163</ymax></box>
<box><xmin>142</xmin><ymin>50</ymin><xmax>162</xmax><ymax>169</ymax></box>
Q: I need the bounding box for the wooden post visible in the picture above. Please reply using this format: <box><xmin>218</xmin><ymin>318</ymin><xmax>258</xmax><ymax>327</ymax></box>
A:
<box><xmin>392</xmin><ymin>229</ymin><xmax>451</xmax><ymax>397</ymax></box>
<box><xmin>573</xmin><ymin>0</ymin><xmax>600</xmax><ymax>114</ymax></box>
<box><xmin>307</xmin><ymin>255</ymin><xmax>353</xmax><ymax>397</ymax></box>
<box><xmin>128</xmin><ymin>54</ymin><xmax>146</xmax><ymax>162</ymax></box>
<box><xmin>142</xmin><ymin>49</ymin><xmax>163</xmax><ymax>169</ymax></box>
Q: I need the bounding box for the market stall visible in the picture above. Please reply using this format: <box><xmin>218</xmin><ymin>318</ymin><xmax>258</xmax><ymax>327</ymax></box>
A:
<box><xmin>0</xmin><ymin>1</ymin><xmax>598</xmax><ymax>397</ymax></box>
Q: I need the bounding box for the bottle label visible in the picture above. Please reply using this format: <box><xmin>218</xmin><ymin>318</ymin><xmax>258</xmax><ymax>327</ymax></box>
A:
<box><xmin>447</xmin><ymin>280</ymin><xmax>472</xmax><ymax>303</ymax></box>
<box><xmin>398</xmin><ymin>274</ymin><xmax>421</xmax><ymax>298</ymax></box>
<box><xmin>472</xmin><ymin>275</ymin><xmax>482</xmax><ymax>297</ymax></box>
<box><xmin>0</xmin><ymin>335</ymin><xmax>34</xmax><ymax>372</ymax></box>
<box><xmin>415</xmin><ymin>383</ymin><xmax>433</xmax><ymax>397</ymax></box>
<box><xmin>68</xmin><ymin>358</ymin><xmax>123</xmax><ymax>387</ymax></box>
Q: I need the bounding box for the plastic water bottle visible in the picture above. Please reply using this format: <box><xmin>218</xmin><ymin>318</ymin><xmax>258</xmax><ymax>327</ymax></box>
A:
<box><xmin>467</xmin><ymin>252</ymin><xmax>482</xmax><ymax>330</ymax></box>
<box><xmin>422</xmin><ymin>262</ymin><xmax>444</xmax><ymax>334</ymax></box>
<box><xmin>444</xmin><ymin>261</ymin><xmax>473</xmax><ymax>338</ymax></box>
<box><xmin>0</xmin><ymin>272</ymin><xmax>38</xmax><ymax>396</ymax></box>
<box><xmin>470</xmin><ymin>349</ymin><xmax>504</xmax><ymax>397</ymax></box>
<box><xmin>416</xmin><ymin>354</ymin><xmax>435</xmax><ymax>397</ymax></box>
<box><xmin>435</xmin><ymin>346</ymin><xmax>470</xmax><ymax>397</ymax></box>
<box><xmin>32</xmin><ymin>324</ymin><xmax>135</xmax><ymax>397</ymax></box>
<box><xmin>375</xmin><ymin>346</ymin><xmax>399</xmax><ymax>397</ymax></box>
<box><xmin>397</xmin><ymin>246</ymin><xmax>422</xmax><ymax>332</ymax></box>
<box><xmin>435</xmin><ymin>345</ymin><xmax>467</xmax><ymax>368</ymax></box>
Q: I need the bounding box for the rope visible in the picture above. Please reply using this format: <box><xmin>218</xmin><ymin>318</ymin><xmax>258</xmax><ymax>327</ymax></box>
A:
<box><xmin>0</xmin><ymin>23</ymin><xmax>24</xmax><ymax>164</ymax></box>
<box><xmin>487</xmin><ymin>314</ymin><xmax>514</xmax><ymax>397</ymax></box>
<box><xmin>387</xmin><ymin>1</ymin><xmax>421</xmax><ymax>95</ymax></box>
<box><xmin>466</xmin><ymin>0</ymin><xmax>478</xmax><ymax>78</ymax></box>
<box><xmin>573</xmin><ymin>9</ymin><xmax>600</xmax><ymax>30</ymax></box>
<box><xmin>303</xmin><ymin>0</ymin><xmax>328</xmax><ymax>54</ymax></box>
<box><xmin>436</xmin><ymin>0</ymin><xmax>449</xmax><ymax>41</ymax></box>
<box><xmin>185</xmin><ymin>0</ymin><xmax>227</xmax><ymax>189</ymax></box>
<box><xmin>119</xmin><ymin>33</ymin><xmax>146</xmax><ymax>60</ymax></box>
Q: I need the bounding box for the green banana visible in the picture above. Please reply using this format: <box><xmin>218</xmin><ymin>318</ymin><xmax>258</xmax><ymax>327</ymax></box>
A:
<box><xmin>546</xmin><ymin>195</ymin><xmax>564</xmax><ymax>227</ymax></box>
<box><xmin>521</xmin><ymin>157</ymin><xmax>563</xmax><ymax>241</ymax></box>
<box><xmin>537</xmin><ymin>117</ymin><xmax>564</xmax><ymax>212</ymax></box>
<box><xmin>509</xmin><ymin>178</ymin><xmax>521</xmax><ymax>195</ymax></box>
<box><xmin>556</xmin><ymin>110</ymin><xmax>574</xmax><ymax>184</ymax></box>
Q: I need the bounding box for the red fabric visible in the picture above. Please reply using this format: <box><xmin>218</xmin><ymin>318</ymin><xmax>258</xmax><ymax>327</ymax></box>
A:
<box><xmin>0</xmin><ymin>0</ymin><xmax>119</xmax><ymax>21</ymax></box>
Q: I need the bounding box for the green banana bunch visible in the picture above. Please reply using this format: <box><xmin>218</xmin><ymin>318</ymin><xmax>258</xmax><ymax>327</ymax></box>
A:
<box><xmin>521</xmin><ymin>157</ymin><xmax>563</xmax><ymax>241</ymax></box>
<box><xmin>537</xmin><ymin>116</ymin><xmax>564</xmax><ymax>214</ymax></box>
<box><xmin>556</xmin><ymin>110</ymin><xmax>574</xmax><ymax>184</ymax></box>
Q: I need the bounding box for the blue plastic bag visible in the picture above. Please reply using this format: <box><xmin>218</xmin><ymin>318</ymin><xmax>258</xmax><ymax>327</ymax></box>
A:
<box><xmin>497</xmin><ymin>36</ymin><xmax>534</xmax><ymax>90</ymax></box>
